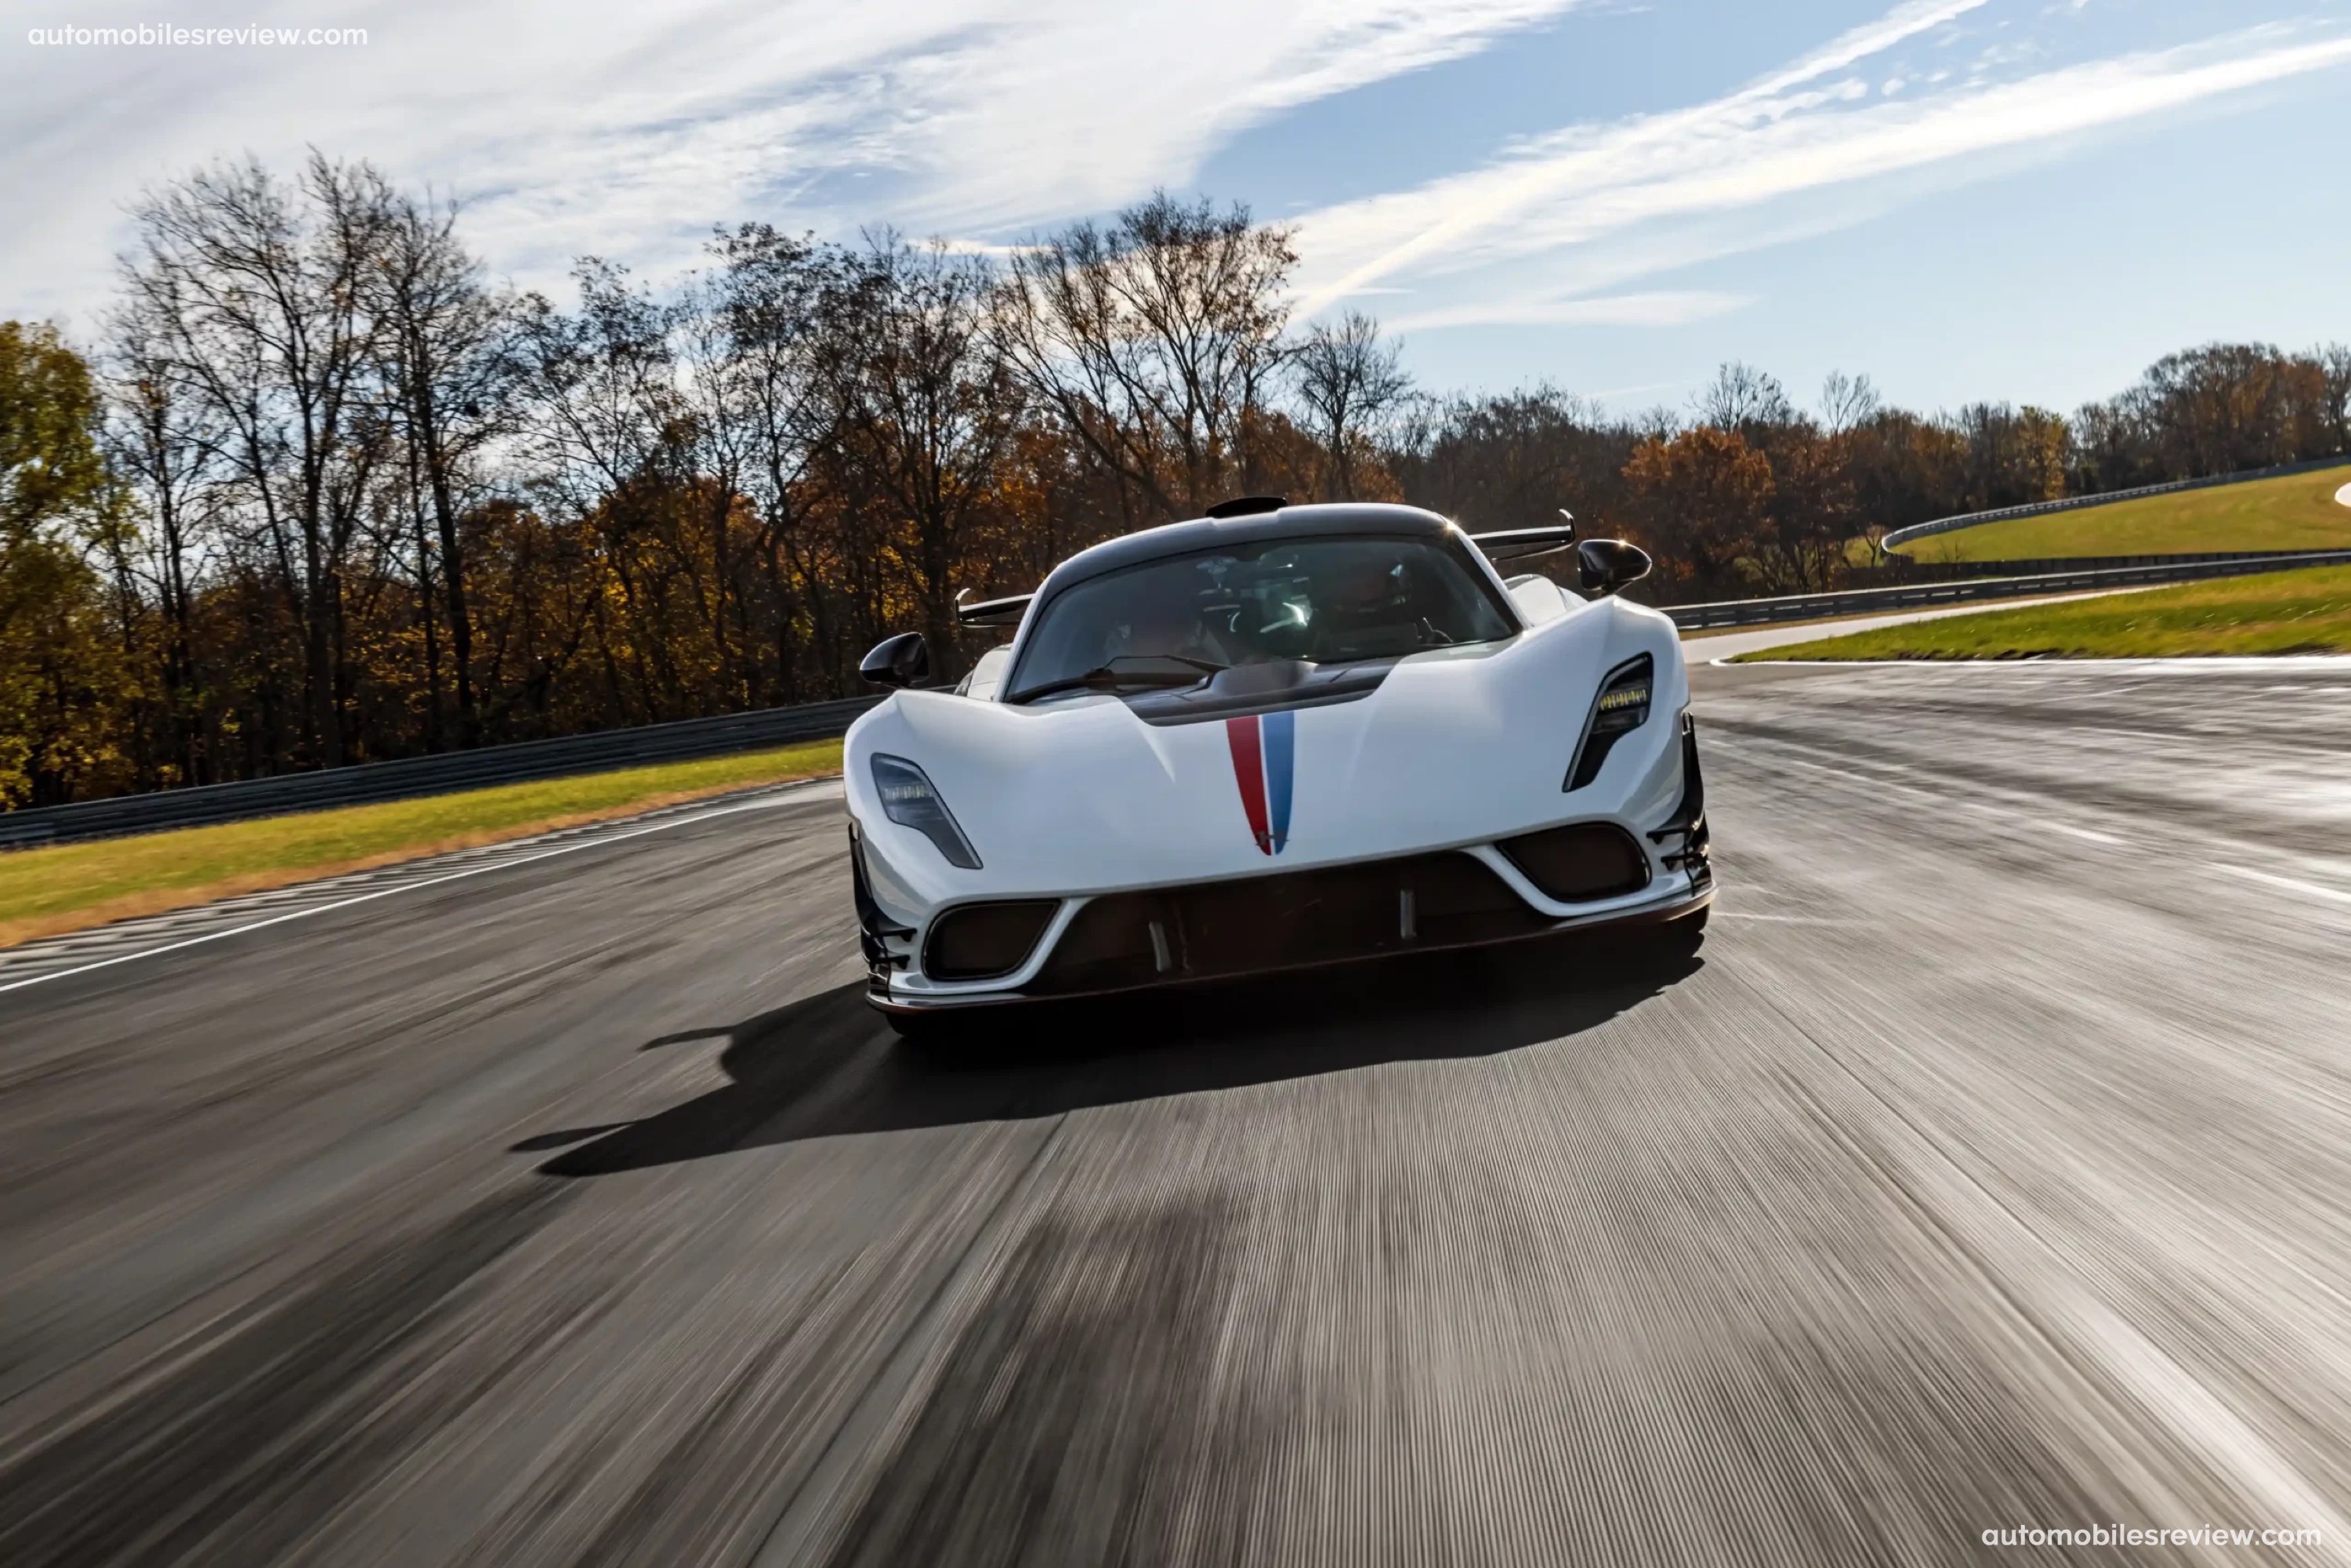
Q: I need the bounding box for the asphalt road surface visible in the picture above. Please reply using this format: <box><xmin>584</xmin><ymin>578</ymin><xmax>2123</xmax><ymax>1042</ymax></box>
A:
<box><xmin>5</xmin><ymin>657</ymin><xmax>2351</xmax><ymax>1566</ymax></box>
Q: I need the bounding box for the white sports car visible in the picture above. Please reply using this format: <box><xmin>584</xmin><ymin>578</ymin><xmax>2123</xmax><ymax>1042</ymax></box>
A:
<box><xmin>844</xmin><ymin>498</ymin><xmax>1711</xmax><ymax>1033</ymax></box>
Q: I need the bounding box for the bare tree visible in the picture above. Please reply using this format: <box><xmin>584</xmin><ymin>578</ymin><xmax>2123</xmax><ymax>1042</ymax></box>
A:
<box><xmin>1694</xmin><ymin>361</ymin><xmax>1794</xmax><ymax>436</ymax></box>
<box><xmin>1001</xmin><ymin>192</ymin><xmax>1295</xmax><ymax>525</ymax></box>
<box><xmin>510</xmin><ymin>259</ymin><xmax>687</xmax><ymax>720</ymax></box>
<box><xmin>102</xmin><ymin>292</ymin><xmax>222</xmax><ymax>781</ymax></box>
<box><xmin>121</xmin><ymin>153</ymin><xmax>400</xmax><ymax>766</ymax></box>
<box><xmin>372</xmin><ymin>188</ymin><xmax>511</xmax><ymax>747</ymax></box>
<box><xmin>668</xmin><ymin>276</ymin><xmax>759</xmax><ymax>707</ymax></box>
<box><xmin>705</xmin><ymin>224</ymin><xmax>837</xmax><ymax>698</ymax></box>
<box><xmin>820</xmin><ymin>237</ymin><xmax>1023</xmax><ymax>664</ymax></box>
<box><xmin>1291</xmin><ymin>312</ymin><xmax>1411</xmax><ymax>502</ymax></box>
<box><xmin>2318</xmin><ymin>343</ymin><xmax>2351</xmax><ymax>454</ymax></box>
<box><xmin>1818</xmin><ymin>370</ymin><xmax>1882</xmax><ymax>436</ymax></box>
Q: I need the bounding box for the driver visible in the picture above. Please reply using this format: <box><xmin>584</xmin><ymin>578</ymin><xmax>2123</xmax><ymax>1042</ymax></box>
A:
<box><xmin>1312</xmin><ymin>556</ymin><xmax>1411</xmax><ymax>657</ymax></box>
<box><xmin>1111</xmin><ymin>588</ymin><xmax>1228</xmax><ymax>667</ymax></box>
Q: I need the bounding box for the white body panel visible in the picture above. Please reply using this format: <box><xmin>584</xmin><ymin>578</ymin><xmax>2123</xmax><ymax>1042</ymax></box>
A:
<box><xmin>846</xmin><ymin>559</ymin><xmax>1708</xmax><ymax>1006</ymax></box>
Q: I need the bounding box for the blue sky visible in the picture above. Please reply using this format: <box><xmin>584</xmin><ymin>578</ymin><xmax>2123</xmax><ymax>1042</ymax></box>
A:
<box><xmin>3</xmin><ymin>0</ymin><xmax>2346</xmax><ymax>418</ymax></box>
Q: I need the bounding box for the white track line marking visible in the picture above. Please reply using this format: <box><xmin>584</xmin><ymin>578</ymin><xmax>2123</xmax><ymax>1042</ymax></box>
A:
<box><xmin>1712</xmin><ymin>911</ymin><xmax>1863</xmax><ymax>925</ymax></box>
<box><xmin>0</xmin><ymin>781</ymin><xmax>836</xmax><ymax>998</ymax></box>
<box><xmin>2213</xmin><ymin>864</ymin><xmax>2351</xmax><ymax>908</ymax></box>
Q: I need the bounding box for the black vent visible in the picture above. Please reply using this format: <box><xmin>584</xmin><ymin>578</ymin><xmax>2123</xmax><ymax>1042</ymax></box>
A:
<box><xmin>923</xmin><ymin>900</ymin><xmax>1060</xmax><ymax>981</ymax></box>
<box><xmin>1031</xmin><ymin>851</ymin><xmax>1545</xmax><ymax>998</ymax></box>
<box><xmin>1497</xmin><ymin>822</ymin><xmax>1652</xmax><ymax>904</ymax></box>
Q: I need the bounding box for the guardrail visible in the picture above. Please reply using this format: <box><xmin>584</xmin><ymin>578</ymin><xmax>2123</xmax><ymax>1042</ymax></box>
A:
<box><xmin>1881</xmin><ymin>453</ymin><xmax>2351</xmax><ymax>552</ymax></box>
<box><xmin>0</xmin><ymin>696</ymin><xmax>882</xmax><ymax>850</ymax></box>
<box><xmin>1840</xmin><ymin>546</ymin><xmax>2351</xmax><ymax>588</ymax></box>
<box><xmin>1667</xmin><ymin>548</ymin><xmax>2351</xmax><ymax>632</ymax></box>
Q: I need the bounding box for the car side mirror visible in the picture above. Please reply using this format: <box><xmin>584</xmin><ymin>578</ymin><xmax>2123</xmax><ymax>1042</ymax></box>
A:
<box><xmin>860</xmin><ymin>632</ymin><xmax>930</xmax><ymax>688</ymax></box>
<box><xmin>1576</xmin><ymin>538</ymin><xmax>1652</xmax><ymax>597</ymax></box>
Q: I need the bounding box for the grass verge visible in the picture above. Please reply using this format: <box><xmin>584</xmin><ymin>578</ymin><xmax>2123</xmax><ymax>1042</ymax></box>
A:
<box><xmin>0</xmin><ymin>737</ymin><xmax>844</xmax><ymax>948</ymax></box>
<box><xmin>1733</xmin><ymin>565</ymin><xmax>2351</xmax><ymax>662</ymax></box>
<box><xmin>1900</xmin><ymin>465</ymin><xmax>2351</xmax><ymax>562</ymax></box>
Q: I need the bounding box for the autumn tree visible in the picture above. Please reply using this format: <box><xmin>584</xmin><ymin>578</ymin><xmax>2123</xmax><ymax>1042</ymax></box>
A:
<box><xmin>1389</xmin><ymin>387</ymin><xmax>1635</xmax><ymax>535</ymax></box>
<box><xmin>0</xmin><ymin>323</ymin><xmax>124</xmax><ymax>805</ymax></box>
<box><xmin>1619</xmin><ymin>426</ymin><xmax>1774</xmax><ymax>599</ymax></box>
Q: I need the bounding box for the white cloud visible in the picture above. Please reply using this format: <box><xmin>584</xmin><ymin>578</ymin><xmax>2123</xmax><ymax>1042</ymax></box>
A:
<box><xmin>5</xmin><ymin>0</ymin><xmax>2344</xmax><ymax>360</ymax></box>
<box><xmin>1289</xmin><ymin>13</ymin><xmax>2351</xmax><ymax>325</ymax></box>
<box><xmin>1385</xmin><ymin>290</ymin><xmax>1752</xmax><ymax>331</ymax></box>
<box><xmin>0</xmin><ymin>0</ymin><xmax>1583</xmax><ymax>320</ymax></box>
<box><xmin>1286</xmin><ymin>0</ymin><xmax>1994</xmax><ymax>315</ymax></box>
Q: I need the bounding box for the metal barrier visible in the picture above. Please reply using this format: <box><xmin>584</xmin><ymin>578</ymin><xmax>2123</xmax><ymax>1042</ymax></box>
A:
<box><xmin>1881</xmin><ymin>453</ymin><xmax>2351</xmax><ymax>552</ymax></box>
<box><xmin>1668</xmin><ymin>549</ymin><xmax>2351</xmax><ymax>632</ymax></box>
<box><xmin>0</xmin><ymin>696</ymin><xmax>882</xmax><ymax>850</ymax></box>
<box><xmin>1837</xmin><ymin>546</ymin><xmax>2351</xmax><ymax>588</ymax></box>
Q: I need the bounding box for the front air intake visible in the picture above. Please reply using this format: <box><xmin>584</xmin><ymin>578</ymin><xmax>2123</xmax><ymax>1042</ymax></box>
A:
<box><xmin>922</xmin><ymin>900</ymin><xmax>1060</xmax><ymax>981</ymax></box>
<box><xmin>1497</xmin><ymin>822</ymin><xmax>1652</xmax><ymax>904</ymax></box>
<box><xmin>1030</xmin><ymin>851</ymin><xmax>1546</xmax><ymax>998</ymax></box>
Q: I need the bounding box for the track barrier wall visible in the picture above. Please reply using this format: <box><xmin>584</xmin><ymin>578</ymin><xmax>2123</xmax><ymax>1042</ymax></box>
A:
<box><xmin>1667</xmin><ymin>549</ymin><xmax>2351</xmax><ymax>631</ymax></box>
<box><xmin>1880</xmin><ymin>454</ymin><xmax>2351</xmax><ymax>552</ymax></box>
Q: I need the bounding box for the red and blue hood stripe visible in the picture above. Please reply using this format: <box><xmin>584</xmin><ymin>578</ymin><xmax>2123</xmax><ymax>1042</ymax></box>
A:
<box><xmin>1223</xmin><ymin>710</ymin><xmax>1295</xmax><ymax>855</ymax></box>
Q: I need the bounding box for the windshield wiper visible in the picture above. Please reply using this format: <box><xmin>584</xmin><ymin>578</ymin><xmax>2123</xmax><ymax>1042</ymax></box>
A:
<box><xmin>1011</xmin><ymin>654</ymin><xmax>1225</xmax><ymax>704</ymax></box>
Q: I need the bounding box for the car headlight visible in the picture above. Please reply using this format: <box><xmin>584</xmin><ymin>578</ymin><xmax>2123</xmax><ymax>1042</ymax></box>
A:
<box><xmin>871</xmin><ymin>754</ymin><xmax>981</xmax><ymax>869</ymax></box>
<box><xmin>1566</xmin><ymin>653</ymin><xmax>1653</xmax><ymax>791</ymax></box>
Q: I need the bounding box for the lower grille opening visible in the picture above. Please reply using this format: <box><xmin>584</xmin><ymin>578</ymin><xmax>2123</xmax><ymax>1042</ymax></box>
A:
<box><xmin>1031</xmin><ymin>851</ymin><xmax>1548</xmax><ymax>998</ymax></box>
<box><xmin>923</xmin><ymin>900</ymin><xmax>1060</xmax><ymax>981</ymax></box>
<box><xmin>1497</xmin><ymin>821</ymin><xmax>1652</xmax><ymax>904</ymax></box>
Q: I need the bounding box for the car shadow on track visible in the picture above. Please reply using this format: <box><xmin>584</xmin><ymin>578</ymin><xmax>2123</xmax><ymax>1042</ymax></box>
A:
<box><xmin>532</xmin><ymin>934</ymin><xmax>1705</xmax><ymax>1178</ymax></box>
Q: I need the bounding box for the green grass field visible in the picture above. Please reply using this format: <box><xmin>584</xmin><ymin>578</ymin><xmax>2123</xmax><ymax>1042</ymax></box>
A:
<box><xmin>0</xmin><ymin>737</ymin><xmax>843</xmax><ymax>947</ymax></box>
<box><xmin>1736</xmin><ymin>564</ymin><xmax>2351</xmax><ymax>663</ymax></box>
<box><xmin>1899</xmin><ymin>464</ymin><xmax>2351</xmax><ymax>562</ymax></box>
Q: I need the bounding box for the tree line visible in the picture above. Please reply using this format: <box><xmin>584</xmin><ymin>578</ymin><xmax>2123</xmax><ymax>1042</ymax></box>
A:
<box><xmin>3</xmin><ymin>153</ymin><xmax>2346</xmax><ymax>807</ymax></box>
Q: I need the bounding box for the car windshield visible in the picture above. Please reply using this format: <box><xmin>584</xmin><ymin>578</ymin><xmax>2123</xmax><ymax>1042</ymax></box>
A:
<box><xmin>1005</xmin><ymin>534</ymin><xmax>1515</xmax><ymax>703</ymax></box>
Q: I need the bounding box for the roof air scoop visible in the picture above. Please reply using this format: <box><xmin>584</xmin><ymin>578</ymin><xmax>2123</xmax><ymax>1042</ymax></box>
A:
<box><xmin>1204</xmin><ymin>495</ymin><xmax>1288</xmax><ymax>519</ymax></box>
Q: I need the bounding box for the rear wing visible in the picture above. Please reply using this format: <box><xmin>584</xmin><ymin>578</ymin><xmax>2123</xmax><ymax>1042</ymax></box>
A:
<box><xmin>955</xmin><ymin>590</ymin><xmax>1034</xmax><ymax>627</ymax></box>
<box><xmin>1465</xmin><ymin>520</ymin><xmax>1577</xmax><ymax>562</ymax></box>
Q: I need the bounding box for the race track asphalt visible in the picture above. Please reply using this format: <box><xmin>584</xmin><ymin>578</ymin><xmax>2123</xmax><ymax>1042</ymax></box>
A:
<box><xmin>4</xmin><ymin>658</ymin><xmax>2350</xmax><ymax>1566</ymax></box>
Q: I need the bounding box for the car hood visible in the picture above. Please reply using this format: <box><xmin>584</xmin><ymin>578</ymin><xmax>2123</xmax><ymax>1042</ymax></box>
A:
<box><xmin>846</xmin><ymin>598</ymin><xmax>1683</xmax><ymax>902</ymax></box>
